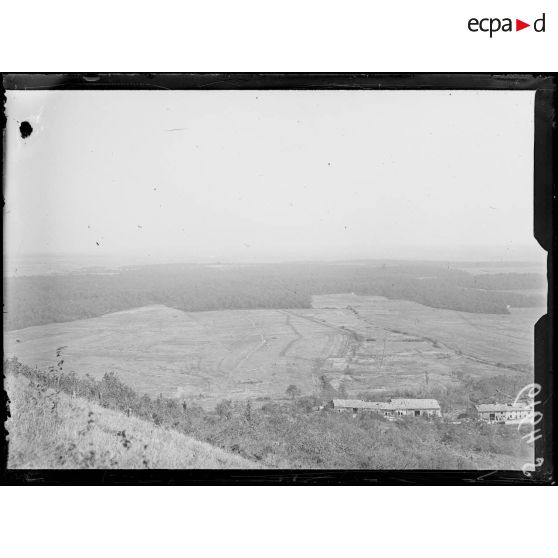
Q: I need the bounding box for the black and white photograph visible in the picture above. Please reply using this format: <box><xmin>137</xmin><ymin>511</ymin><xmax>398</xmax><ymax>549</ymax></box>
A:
<box><xmin>1</xmin><ymin>74</ymin><xmax>554</xmax><ymax>480</ymax></box>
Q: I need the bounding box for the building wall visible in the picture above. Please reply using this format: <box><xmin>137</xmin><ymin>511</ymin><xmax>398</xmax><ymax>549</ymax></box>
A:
<box><xmin>479</xmin><ymin>410</ymin><xmax>530</xmax><ymax>423</ymax></box>
<box><xmin>402</xmin><ymin>409</ymin><xmax>441</xmax><ymax>417</ymax></box>
<box><xmin>383</xmin><ymin>408</ymin><xmax>441</xmax><ymax>417</ymax></box>
<box><xmin>333</xmin><ymin>405</ymin><xmax>441</xmax><ymax>417</ymax></box>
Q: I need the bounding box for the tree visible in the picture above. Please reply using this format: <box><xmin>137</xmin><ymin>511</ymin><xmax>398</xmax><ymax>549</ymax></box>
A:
<box><xmin>216</xmin><ymin>399</ymin><xmax>233</xmax><ymax>419</ymax></box>
<box><xmin>286</xmin><ymin>384</ymin><xmax>301</xmax><ymax>399</ymax></box>
<box><xmin>244</xmin><ymin>400</ymin><xmax>252</xmax><ymax>423</ymax></box>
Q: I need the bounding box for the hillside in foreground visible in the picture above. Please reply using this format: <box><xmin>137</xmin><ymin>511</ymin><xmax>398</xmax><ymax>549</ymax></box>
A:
<box><xmin>5</xmin><ymin>373</ymin><xmax>259</xmax><ymax>469</ymax></box>
<box><xmin>5</xmin><ymin>359</ymin><xmax>532</xmax><ymax>470</ymax></box>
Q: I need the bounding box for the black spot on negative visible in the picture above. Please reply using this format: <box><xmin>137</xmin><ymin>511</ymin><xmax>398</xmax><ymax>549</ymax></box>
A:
<box><xmin>20</xmin><ymin>121</ymin><xmax>33</xmax><ymax>139</ymax></box>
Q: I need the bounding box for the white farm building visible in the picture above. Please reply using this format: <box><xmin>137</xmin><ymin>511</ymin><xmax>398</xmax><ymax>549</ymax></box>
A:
<box><xmin>475</xmin><ymin>403</ymin><xmax>532</xmax><ymax>424</ymax></box>
<box><xmin>331</xmin><ymin>398</ymin><xmax>441</xmax><ymax>418</ymax></box>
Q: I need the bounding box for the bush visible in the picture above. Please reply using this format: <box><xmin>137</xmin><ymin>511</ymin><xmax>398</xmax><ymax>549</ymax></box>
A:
<box><xmin>285</xmin><ymin>384</ymin><xmax>302</xmax><ymax>399</ymax></box>
<box><xmin>295</xmin><ymin>395</ymin><xmax>320</xmax><ymax>413</ymax></box>
<box><xmin>216</xmin><ymin>399</ymin><xmax>233</xmax><ymax>419</ymax></box>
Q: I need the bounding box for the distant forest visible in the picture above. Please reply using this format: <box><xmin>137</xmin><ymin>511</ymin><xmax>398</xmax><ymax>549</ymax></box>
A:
<box><xmin>4</xmin><ymin>262</ymin><xmax>546</xmax><ymax>330</ymax></box>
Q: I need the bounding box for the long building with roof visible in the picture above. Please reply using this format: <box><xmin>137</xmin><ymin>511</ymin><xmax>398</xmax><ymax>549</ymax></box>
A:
<box><xmin>475</xmin><ymin>403</ymin><xmax>532</xmax><ymax>424</ymax></box>
<box><xmin>331</xmin><ymin>398</ymin><xmax>441</xmax><ymax>418</ymax></box>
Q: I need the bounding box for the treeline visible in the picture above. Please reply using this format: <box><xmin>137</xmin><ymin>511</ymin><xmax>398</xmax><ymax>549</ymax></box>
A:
<box><xmin>5</xmin><ymin>358</ymin><xmax>531</xmax><ymax>469</ymax></box>
<box><xmin>4</xmin><ymin>262</ymin><xmax>546</xmax><ymax>330</ymax></box>
<box><xmin>455</xmin><ymin>272</ymin><xmax>546</xmax><ymax>291</ymax></box>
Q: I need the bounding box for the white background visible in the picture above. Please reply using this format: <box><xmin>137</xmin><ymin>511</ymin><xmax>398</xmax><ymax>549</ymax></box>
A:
<box><xmin>1</xmin><ymin>1</ymin><xmax>555</xmax><ymax>557</ymax></box>
<box><xmin>0</xmin><ymin>1</ymin><xmax>556</xmax><ymax>70</ymax></box>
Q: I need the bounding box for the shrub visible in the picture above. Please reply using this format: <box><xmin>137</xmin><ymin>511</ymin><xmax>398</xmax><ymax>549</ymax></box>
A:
<box><xmin>285</xmin><ymin>384</ymin><xmax>301</xmax><ymax>399</ymax></box>
<box><xmin>216</xmin><ymin>399</ymin><xmax>233</xmax><ymax>419</ymax></box>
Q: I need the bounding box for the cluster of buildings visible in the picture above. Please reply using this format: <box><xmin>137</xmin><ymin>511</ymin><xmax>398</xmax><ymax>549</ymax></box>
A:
<box><xmin>330</xmin><ymin>398</ymin><xmax>533</xmax><ymax>424</ymax></box>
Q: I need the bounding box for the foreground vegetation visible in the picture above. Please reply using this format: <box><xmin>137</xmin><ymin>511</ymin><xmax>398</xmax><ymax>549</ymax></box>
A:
<box><xmin>5</xmin><ymin>372</ymin><xmax>258</xmax><ymax>469</ymax></box>
<box><xmin>4</xmin><ymin>262</ymin><xmax>545</xmax><ymax>330</ymax></box>
<box><xmin>5</xmin><ymin>358</ymin><xmax>532</xmax><ymax>469</ymax></box>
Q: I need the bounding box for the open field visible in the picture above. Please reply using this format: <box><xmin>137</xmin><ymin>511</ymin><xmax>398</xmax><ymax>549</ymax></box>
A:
<box><xmin>4</xmin><ymin>295</ymin><xmax>540</xmax><ymax>407</ymax></box>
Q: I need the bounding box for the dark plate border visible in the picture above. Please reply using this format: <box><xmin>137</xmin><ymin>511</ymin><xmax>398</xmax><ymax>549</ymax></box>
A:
<box><xmin>1</xmin><ymin>72</ymin><xmax>556</xmax><ymax>485</ymax></box>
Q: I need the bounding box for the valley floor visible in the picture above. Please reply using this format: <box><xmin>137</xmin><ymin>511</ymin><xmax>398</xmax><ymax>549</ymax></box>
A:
<box><xmin>3</xmin><ymin>295</ymin><xmax>540</xmax><ymax>407</ymax></box>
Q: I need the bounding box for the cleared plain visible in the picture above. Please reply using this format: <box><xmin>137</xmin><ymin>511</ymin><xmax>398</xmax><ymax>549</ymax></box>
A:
<box><xmin>5</xmin><ymin>294</ymin><xmax>539</xmax><ymax>406</ymax></box>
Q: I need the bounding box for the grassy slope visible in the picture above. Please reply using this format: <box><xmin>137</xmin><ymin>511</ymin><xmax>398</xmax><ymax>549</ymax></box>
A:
<box><xmin>5</xmin><ymin>373</ymin><xmax>259</xmax><ymax>469</ymax></box>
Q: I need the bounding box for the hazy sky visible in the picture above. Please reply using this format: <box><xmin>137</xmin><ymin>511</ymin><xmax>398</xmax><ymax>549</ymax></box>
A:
<box><xmin>4</xmin><ymin>89</ymin><xmax>543</xmax><ymax>263</ymax></box>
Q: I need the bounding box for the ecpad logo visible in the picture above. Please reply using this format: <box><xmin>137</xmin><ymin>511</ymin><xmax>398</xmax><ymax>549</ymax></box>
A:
<box><xmin>468</xmin><ymin>13</ymin><xmax>546</xmax><ymax>37</ymax></box>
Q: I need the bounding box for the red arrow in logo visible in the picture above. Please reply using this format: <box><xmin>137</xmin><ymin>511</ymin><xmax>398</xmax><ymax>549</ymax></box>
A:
<box><xmin>516</xmin><ymin>19</ymin><xmax>530</xmax><ymax>31</ymax></box>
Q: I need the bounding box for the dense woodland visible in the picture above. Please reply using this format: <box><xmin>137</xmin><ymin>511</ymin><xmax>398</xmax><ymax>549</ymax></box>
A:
<box><xmin>453</xmin><ymin>272</ymin><xmax>547</xmax><ymax>291</ymax></box>
<box><xmin>4</xmin><ymin>262</ymin><xmax>546</xmax><ymax>330</ymax></box>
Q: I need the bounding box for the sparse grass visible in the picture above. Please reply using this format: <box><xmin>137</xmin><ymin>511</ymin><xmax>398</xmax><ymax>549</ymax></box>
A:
<box><xmin>5</xmin><ymin>373</ymin><xmax>259</xmax><ymax>469</ymax></box>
